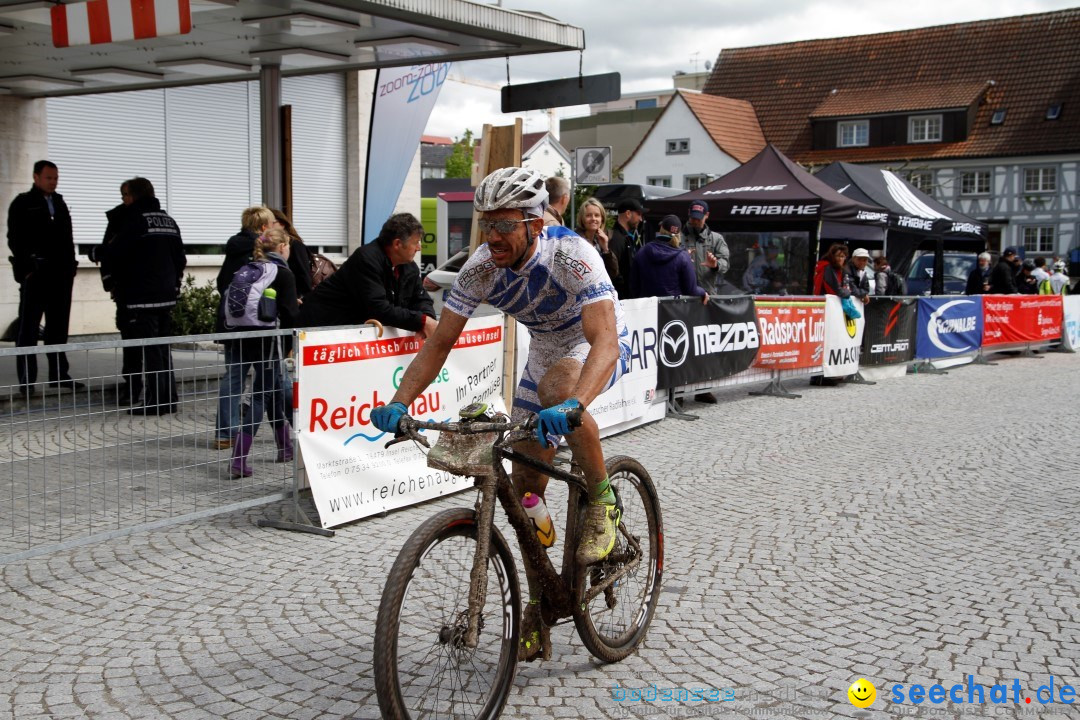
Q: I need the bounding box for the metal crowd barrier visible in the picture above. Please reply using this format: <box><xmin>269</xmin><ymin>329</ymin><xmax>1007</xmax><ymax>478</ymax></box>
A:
<box><xmin>0</xmin><ymin>328</ymin><xmax>297</xmax><ymax>562</ymax></box>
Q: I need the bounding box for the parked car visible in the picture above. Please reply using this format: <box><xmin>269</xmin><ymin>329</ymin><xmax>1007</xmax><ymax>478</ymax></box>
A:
<box><xmin>423</xmin><ymin>249</ymin><xmax>469</xmax><ymax>316</ymax></box>
<box><xmin>904</xmin><ymin>251</ymin><xmax>979</xmax><ymax>295</ymax></box>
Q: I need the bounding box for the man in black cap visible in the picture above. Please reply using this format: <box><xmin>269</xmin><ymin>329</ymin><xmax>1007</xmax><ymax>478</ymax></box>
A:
<box><xmin>989</xmin><ymin>247</ymin><xmax>1019</xmax><ymax>294</ymax></box>
<box><xmin>608</xmin><ymin>198</ymin><xmax>645</xmax><ymax>299</ymax></box>
<box><xmin>682</xmin><ymin>200</ymin><xmax>729</xmax><ymax>296</ymax></box>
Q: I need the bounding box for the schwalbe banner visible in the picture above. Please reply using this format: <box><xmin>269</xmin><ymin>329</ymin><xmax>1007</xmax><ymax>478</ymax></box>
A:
<box><xmin>861</xmin><ymin>299</ymin><xmax>917</xmax><ymax>367</ymax></box>
<box><xmin>1063</xmin><ymin>296</ymin><xmax>1080</xmax><ymax>352</ymax></box>
<box><xmin>361</xmin><ymin>63</ymin><xmax>450</xmax><ymax>244</ymax></box>
<box><xmin>297</xmin><ymin>316</ymin><xmax>504</xmax><ymax>528</ymax></box>
<box><xmin>915</xmin><ymin>296</ymin><xmax>984</xmax><ymax>360</ymax></box>
<box><xmin>656</xmin><ymin>297</ymin><xmax>759</xmax><ymax>390</ymax></box>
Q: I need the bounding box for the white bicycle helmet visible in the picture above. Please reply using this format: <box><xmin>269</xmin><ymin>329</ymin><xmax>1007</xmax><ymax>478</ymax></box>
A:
<box><xmin>474</xmin><ymin>166</ymin><xmax>549</xmax><ymax>215</ymax></box>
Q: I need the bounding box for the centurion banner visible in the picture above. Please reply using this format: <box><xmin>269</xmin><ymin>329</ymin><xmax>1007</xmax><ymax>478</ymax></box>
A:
<box><xmin>361</xmin><ymin>62</ymin><xmax>450</xmax><ymax>244</ymax></box>
<box><xmin>515</xmin><ymin>297</ymin><xmax>664</xmax><ymax>436</ymax></box>
<box><xmin>982</xmin><ymin>295</ymin><xmax>1063</xmax><ymax>346</ymax></box>
<box><xmin>296</xmin><ymin>316</ymin><xmax>504</xmax><ymax>528</ymax></box>
<box><xmin>656</xmin><ymin>297</ymin><xmax>760</xmax><ymax>389</ymax></box>
<box><xmin>1063</xmin><ymin>296</ymin><xmax>1080</xmax><ymax>352</ymax></box>
<box><xmin>915</xmin><ymin>297</ymin><xmax>984</xmax><ymax>360</ymax></box>
<box><xmin>822</xmin><ymin>295</ymin><xmax>865</xmax><ymax>377</ymax></box>
<box><xmin>752</xmin><ymin>297</ymin><xmax>825</xmax><ymax>370</ymax></box>
<box><xmin>861</xmin><ymin>299</ymin><xmax>917</xmax><ymax>366</ymax></box>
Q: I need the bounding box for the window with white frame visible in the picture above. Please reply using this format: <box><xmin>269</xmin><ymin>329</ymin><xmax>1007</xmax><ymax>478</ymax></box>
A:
<box><xmin>1023</xmin><ymin>167</ymin><xmax>1057</xmax><ymax>193</ymax></box>
<box><xmin>906</xmin><ymin>170</ymin><xmax>935</xmax><ymax>196</ymax></box>
<box><xmin>837</xmin><ymin>120</ymin><xmax>868</xmax><ymax>148</ymax></box>
<box><xmin>684</xmin><ymin>174</ymin><xmax>710</xmax><ymax>190</ymax></box>
<box><xmin>665</xmin><ymin>138</ymin><xmax>690</xmax><ymax>155</ymax></box>
<box><xmin>1023</xmin><ymin>226</ymin><xmax>1055</xmax><ymax>253</ymax></box>
<box><xmin>646</xmin><ymin>176</ymin><xmax>672</xmax><ymax>188</ymax></box>
<box><xmin>908</xmin><ymin>114</ymin><xmax>943</xmax><ymax>143</ymax></box>
<box><xmin>959</xmin><ymin>170</ymin><xmax>991</xmax><ymax>196</ymax></box>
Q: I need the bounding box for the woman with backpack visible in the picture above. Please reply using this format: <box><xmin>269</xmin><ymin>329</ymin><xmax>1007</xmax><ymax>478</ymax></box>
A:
<box><xmin>228</xmin><ymin>228</ymin><xmax>300</xmax><ymax>478</ymax></box>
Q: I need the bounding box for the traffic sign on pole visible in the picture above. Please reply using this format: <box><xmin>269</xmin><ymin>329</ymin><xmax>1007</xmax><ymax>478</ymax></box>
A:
<box><xmin>574</xmin><ymin>146</ymin><xmax>612</xmax><ymax>184</ymax></box>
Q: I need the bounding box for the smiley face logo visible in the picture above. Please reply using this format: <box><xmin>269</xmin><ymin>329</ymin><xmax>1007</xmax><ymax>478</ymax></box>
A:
<box><xmin>847</xmin><ymin>678</ymin><xmax>876</xmax><ymax>708</ymax></box>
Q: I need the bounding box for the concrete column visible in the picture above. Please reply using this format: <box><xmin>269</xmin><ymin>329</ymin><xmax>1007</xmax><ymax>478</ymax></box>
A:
<box><xmin>0</xmin><ymin>96</ymin><xmax>49</xmax><ymax>334</ymax></box>
<box><xmin>260</xmin><ymin>63</ymin><xmax>282</xmax><ymax>210</ymax></box>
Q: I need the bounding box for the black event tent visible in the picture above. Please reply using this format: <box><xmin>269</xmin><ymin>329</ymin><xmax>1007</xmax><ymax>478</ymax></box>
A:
<box><xmin>815</xmin><ymin>162</ymin><xmax>988</xmax><ymax>294</ymax></box>
<box><xmin>647</xmin><ymin>144</ymin><xmax>889</xmax><ymax>292</ymax></box>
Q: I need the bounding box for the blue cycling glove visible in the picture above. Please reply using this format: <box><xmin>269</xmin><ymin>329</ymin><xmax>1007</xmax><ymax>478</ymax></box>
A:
<box><xmin>372</xmin><ymin>401</ymin><xmax>408</xmax><ymax>435</ymax></box>
<box><xmin>535</xmin><ymin>398</ymin><xmax>583</xmax><ymax>448</ymax></box>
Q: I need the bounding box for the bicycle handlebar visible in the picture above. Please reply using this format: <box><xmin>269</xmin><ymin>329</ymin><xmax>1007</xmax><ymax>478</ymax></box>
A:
<box><xmin>383</xmin><ymin>405</ymin><xmax>584</xmax><ymax>450</ymax></box>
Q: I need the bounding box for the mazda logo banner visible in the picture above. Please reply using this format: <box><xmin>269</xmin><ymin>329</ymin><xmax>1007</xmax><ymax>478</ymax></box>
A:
<box><xmin>862</xmin><ymin>299</ymin><xmax>917</xmax><ymax>367</ymax></box>
<box><xmin>656</xmin><ymin>297</ymin><xmax>760</xmax><ymax>390</ymax></box>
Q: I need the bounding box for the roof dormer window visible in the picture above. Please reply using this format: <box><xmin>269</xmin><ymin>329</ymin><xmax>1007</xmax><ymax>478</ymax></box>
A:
<box><xmin>908</xmin><ymin>114</ymin><xmax>942</xmax><ymax>143</ymax></box>
<box><xmin>1046</xmin><ymin>104</ymin><xmax>1062</xmax><ymax>120</ymax></box>
<box><xmin>837</xmin><ymin>120</ymin><xmax>868</xmax><ymax>147</ymax></box>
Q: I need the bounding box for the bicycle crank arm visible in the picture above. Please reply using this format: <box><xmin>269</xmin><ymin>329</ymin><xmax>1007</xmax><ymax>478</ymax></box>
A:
<box><xmin>582</xmin><ymin>553</ymin><xmax>641</xmax><ymax>604</ymax></box>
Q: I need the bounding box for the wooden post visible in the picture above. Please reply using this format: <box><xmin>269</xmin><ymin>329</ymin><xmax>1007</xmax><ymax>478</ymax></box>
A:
<box><xmin>467</xmin><ymin>119</ymin><xmax>523</xmax><ymax>412</ymax></box>
<box><xmin>281</xmin><ymin>105</ymin><xmax>293</xmax><ymax>218</ymax></box>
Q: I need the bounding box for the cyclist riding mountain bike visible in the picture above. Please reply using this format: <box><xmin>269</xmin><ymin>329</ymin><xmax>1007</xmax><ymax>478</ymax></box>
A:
<box><xmin>371</xmin><ymin>165</ymin><xmax>631</xmax><ymax>662</ymax></box>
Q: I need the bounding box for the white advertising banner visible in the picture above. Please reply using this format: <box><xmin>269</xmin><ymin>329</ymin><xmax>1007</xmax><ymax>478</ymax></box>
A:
<box><xmin>362</xmin><ymin>62</ymin><xmax>450</xmax><ymax>244</ymax></box>
<box><xmin>1063</xmin><ymin>296</ymin><xmax>1080</xmax><ymax>352</ymax></box>
<box><xmin>297</xmin><ymin>316</ymin><xmax>505</xmax><ymax>528</ymax></box>
<box><xmin>822</xmin><ymin>295</ymin><xmax>865</xmax><ymax>377</ymax></box>
<box><xmin>515</xmin><ymin>297</ymin><xmax>664</xmax><ymax>437</ymax></box>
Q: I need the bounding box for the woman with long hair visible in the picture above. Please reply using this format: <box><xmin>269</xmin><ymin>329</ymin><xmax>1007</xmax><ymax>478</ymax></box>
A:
<box><xmin>574</xmin><ymin>198</ymin><xmax>619</xmax><ymax>281</ymax></box>
<box><xmin>270</xmin><ymin>208</ymin><xmax>314</xmax><ymax>299</ymax></box>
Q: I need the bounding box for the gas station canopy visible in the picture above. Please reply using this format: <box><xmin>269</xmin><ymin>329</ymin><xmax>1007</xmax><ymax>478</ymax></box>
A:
<box><xmin>0</xmin><ymin>0</ymin><xmax>585</xmax><ymax>96</ymax></box>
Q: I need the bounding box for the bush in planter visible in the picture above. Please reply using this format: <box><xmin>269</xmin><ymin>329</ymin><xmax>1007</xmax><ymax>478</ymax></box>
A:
<box><xmin>171</xmin><ymin>275</ymin><xmax>219</xmax><ymax>336</ymax></box>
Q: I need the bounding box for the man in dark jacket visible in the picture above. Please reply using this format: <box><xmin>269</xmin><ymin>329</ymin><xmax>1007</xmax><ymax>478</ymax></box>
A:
<box><xmin>965</xmin><ymin>252</ymin><xmax>992</xmax><ymax>295</ymax></box>
<box><xmin>682</xmin><ymin>200</ymin><xmax>730</xmax><ymax>295</ymax></box>
<box><xmin>299</xmin><ymin>212</ymin><xmax>436</xmax><ymax>336</ymax></box>
<box><xmin>93</xmin><ymin>181</ymin><xmax>139</xmax><ymax>403</ymax></box>
<box><xmin>607</xmin><ymin>198</ymin><xmax>645</xmax><ymax>300</ymax></box>
<box><xmin>6</xmin><ymin>160</ymin><xmax>80</xmax><ymax>395</ymax></box>
<box><xmin>100</xmin><ymin>177</ymin><xmax>186</xmax><ymax>415</ymax></box>
<box><xmin>989</xmin><ymin>247</ymin><xmax>1019</xmax><ymax>294</ymax></box>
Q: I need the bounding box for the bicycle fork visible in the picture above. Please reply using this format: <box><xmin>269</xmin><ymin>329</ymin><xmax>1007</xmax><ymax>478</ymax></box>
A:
<box><xmin>464</xmin><ymin>472</ymin><xmax>498</xmax><ymax>649</ymax></box>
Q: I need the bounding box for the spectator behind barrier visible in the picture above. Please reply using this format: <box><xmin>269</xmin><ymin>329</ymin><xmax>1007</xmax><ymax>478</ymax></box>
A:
<box><xmin>682</xmin><ymin>200</ymin><xmax>730</xmax><ymax>296</ymax></box>
<box><xmin>1049</xmin><ymin>261</ymin><xmax>1070</xmax><ymax>295</ymax></box>
<box><xmin>270</xmin><ymin>208</ymin><xmax>314</xmax><ymax>300</ymax></box>
<box><xmin>213</xmin><ymin>205</ymin><xmax>276</xmax><ymax>449</ymax></box>
<box><xmin>229</xmin><ymin>228</ymin><xmax>300</xmax><ymax>479</ymax></box>
<box><xmin>543</xmin><ymin>177</ymin><xmax>570</xmax><ymax>228</ymax></box>
<box><xmin>847</xmin><ymin>248</ymin><xmax>873</xmax><ymax>301</ymax></box>
<box><xmin>299</xmin><ymin>213</ymin><xmax>437</xmax><ymax>337</ymax></box>
<box><xmin>966</xmin><ymin>252</ymin><xmax>992</xmax><ymax>295</ymax></box>
<box><xmin>873</xmin><ymin>255</ymin><xmax>906</xmax><ymax>296</ymax></box>
<box><xmin>819</xmin><ymin>243</ymin><xmax>853</xmax><ymax>298</ymax></box>
<box><xmin>575</xmin><ymin>198</ymin><xmax>619</xmax><ymax>282</ymax></box>
<box><xmin>630</xmin><ymin>215</ymin><xmax>708</xmax><ymax>304</ymax></box>
<box><xmin>742</xmin><ymin>241</ymin><xmax>780</xmax><ymax>294</ymax></box>
<box><xmin>989</xmin><ymin>247</ymin><xmax>1019</xmax><ymax>294</ymax></box>
<box><xmin>1017</xmin><ymin>259</ymin><xmax>1038</xmax><ymax>294</ymax></box>
<box><xmin>608</xmin><ymin>198</ymin><xmax>645</xmax><ymax>300</ymax></box>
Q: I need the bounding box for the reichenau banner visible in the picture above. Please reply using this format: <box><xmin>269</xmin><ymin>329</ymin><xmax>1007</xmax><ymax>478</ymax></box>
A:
<box><xmin>656</xmin><ymin>297</ymin><xmax>759</xmax><ymax>390</ymax></box>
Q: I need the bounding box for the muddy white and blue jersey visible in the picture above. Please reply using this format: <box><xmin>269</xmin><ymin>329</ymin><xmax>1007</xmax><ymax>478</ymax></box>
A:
<box><xmin>445</xmin><ymin>225</ymin><xmax>631</xmax><ymax>419</ymax></box>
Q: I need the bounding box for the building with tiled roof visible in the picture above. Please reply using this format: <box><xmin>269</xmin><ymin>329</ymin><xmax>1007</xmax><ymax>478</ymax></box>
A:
<box><xmin>704</xmin><ymin>8</ymin><xmax>1080</xmax><ymax>258</ymax></box>
<box><xmin>620</xmin><ymin>90</ymin><xmax>766</xmax><ymax>190</ymax></box>
<box><xmin>520</xmin><ymin>131</ymin><xmax>571</xmax><ymax>180</ymax></box>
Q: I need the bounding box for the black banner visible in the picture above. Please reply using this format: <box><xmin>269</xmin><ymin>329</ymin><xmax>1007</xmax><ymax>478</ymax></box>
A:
<box><xmin>861</xmin><ymin>299</ymin><xmax>917</xmax><ymax>366</ymax></box>
<box><xmin>656</xmin><ymin>297</ymin><xmax>760</xmax><ymax>389</ymax></box>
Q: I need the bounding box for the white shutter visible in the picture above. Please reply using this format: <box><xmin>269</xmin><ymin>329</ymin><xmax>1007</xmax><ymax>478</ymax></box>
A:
<box><xmin>47</xmin><ymin>89</ymin><xmax>167</xmax><ymax>248</ymax></box>
<box><xmin>164</xmin><ymin>82</ymin><xmax>259</xmax><ymax>247</ymax></box>
<box><xmin>282</xmin><ymin>73</ymin><xmax>347</xmax><ymax>251</ymax></box>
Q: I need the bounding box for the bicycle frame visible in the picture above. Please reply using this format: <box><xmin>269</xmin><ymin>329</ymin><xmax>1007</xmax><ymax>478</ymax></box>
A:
<box><xmin>394</xmin><ymin>416</ymin><xmax>643</xmax><ymax>650</ymax></box>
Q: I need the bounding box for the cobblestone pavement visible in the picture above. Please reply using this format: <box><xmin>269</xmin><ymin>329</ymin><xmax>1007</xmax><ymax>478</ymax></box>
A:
<box><xmin>1</xmin><ymin>352</ymin><xmax>1078</xmax><ymax>720</ymax></box>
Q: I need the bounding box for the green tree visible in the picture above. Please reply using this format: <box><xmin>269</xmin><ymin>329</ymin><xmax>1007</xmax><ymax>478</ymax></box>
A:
<box><xmin>444</xmin><ymin>129</ymin><xmax>476</xmax><ymax>179</ymax></box>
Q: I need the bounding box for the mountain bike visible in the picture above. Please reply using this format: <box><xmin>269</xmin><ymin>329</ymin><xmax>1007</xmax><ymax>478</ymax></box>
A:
<box><xmin>373</xmin><ymin>403</ymin><xmax>663</xmax><ymax>720</ymax></box>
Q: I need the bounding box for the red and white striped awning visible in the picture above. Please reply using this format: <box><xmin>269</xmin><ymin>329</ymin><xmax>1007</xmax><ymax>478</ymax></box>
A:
<box><xmin>51</xmin><ymin>0</ymin><xmax>192</xmax><ymax>48</ymax></box>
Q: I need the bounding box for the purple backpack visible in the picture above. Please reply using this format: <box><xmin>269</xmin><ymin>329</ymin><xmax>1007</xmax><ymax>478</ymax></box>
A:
<box><xmin>225</xmin><ymin>261</ymin><xmax>279</xmax><ymax>329</ymax></box>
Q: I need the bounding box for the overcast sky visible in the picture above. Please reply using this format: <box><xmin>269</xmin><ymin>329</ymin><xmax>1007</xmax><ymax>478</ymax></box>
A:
<box><xmin>423</xmin><ymin>0</ymin><xmax>1078</xmax><ymax>140</ymax></box>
